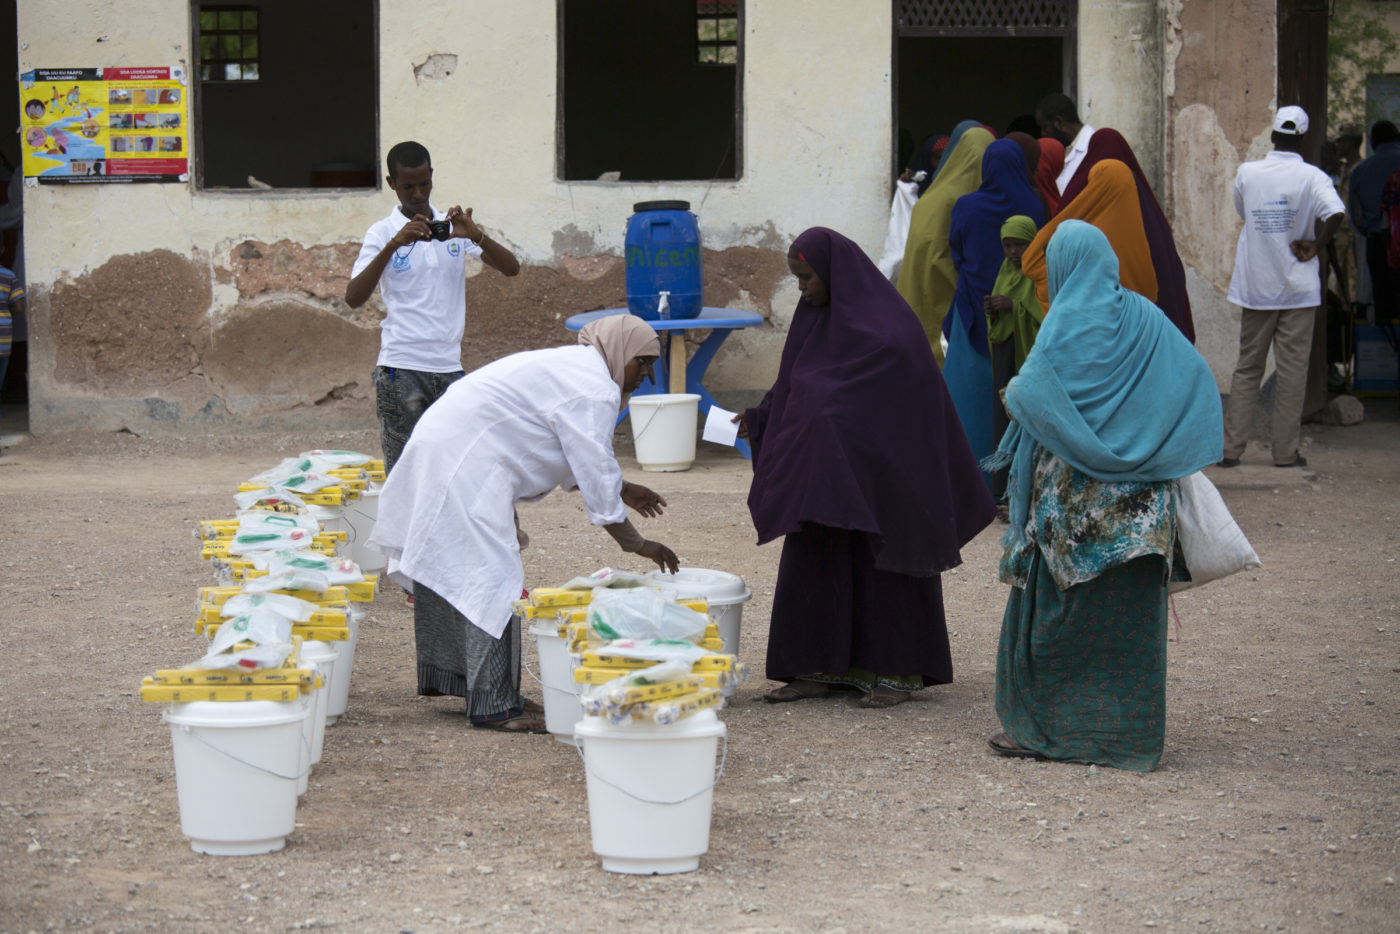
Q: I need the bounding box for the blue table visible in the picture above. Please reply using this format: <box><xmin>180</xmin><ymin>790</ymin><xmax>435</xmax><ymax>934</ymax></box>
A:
<box><xmin>565</xmin><ymin>307</ymin><xmax>764</xmax><ymax>458</ymax></box>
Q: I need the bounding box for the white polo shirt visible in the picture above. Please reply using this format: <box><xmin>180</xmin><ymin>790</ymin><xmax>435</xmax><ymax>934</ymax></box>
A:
<box><xmin>1227</xmin><ymin>151</ymin><xmax>1345</xmax><ymax>310</ymax></box>
<box><xmin>352</xmin><ymin>204</ymin><xmax>483</xmax><ymax>372</ymax></box>
<box><xmin>1056</xmin><ymin>124</ymin><xmax>1096</xmax><ymax>194</ymax></box>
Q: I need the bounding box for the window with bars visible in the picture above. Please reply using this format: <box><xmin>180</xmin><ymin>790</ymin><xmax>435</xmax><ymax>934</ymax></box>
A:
<box><xmin>896</xmin><ymin>0</ymin><xmax>1072</xmax><ymax>33</ymax></box>
<box><xmin>192</xmin><ymin>1</ymin><xmax>377</xmax><ymax>190</ymax></box>
<box><xmin>198</xmin><ymin>7</ymin><xmax>260</xmax><ymax>82</ymax></box>
<box><xmin>560</xmin><ymin>0</ymin><xmax>742</xmax><ymax>181</ymax></box>
<box><xmin>696</xmin><ymin>1</ymin><xmax>738</xmax><ymax>64</ymax></box>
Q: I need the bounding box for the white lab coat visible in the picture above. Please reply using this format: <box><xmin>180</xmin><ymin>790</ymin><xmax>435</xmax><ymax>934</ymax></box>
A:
<box><xmin>368</xmin><ymin>345</ymin><xmax>629</xmax><ymax>637</ymax></box>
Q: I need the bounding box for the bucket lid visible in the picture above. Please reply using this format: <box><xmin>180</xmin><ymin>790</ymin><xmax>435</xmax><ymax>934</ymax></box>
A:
<box><xmin>633</xmin><ymin>200</ymin><xmax>690</xmax><ymax>213</ymax></box>
<box><xmin>528</xmin><ymin>621</ymin><xmax>564</xmax><ymax>638</ymax></box>
<box><xmin>574</xmin><ymin>708</ymin><xmax>724</xmax><ymax>739</ymax></box>
<box><xmin>163</xmin><ymin>698</ymin><xmax>309</xmax><ymax>728</ymax></box>
<box><xmin>648</xmin><ymin>567</ymin><xmax>750</xmax><ymax>603</ymax></box>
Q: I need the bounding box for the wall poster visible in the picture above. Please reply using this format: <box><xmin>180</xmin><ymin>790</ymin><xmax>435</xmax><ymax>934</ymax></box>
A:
<box><xmin>19</xmin><ymin>66</ymin><xmax>188</xmax><ymax>184</ymax></box>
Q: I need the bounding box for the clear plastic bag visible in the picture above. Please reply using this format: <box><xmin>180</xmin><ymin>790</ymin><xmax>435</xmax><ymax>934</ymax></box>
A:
<box><xmin>587</xmin><ymin>588</ymin><xmax>709</xmax><ymax>642</ymax></box>
<box><xmin>220</xmin><ymin>591</ymin><xmax>318</xmax><ymax>623</ymax></box>
<box><xmin>233</xmin><ymin>488</ymin><xmax>310</xmax><ymax>513</ymax></box>
<box><xmin>298</xmin><ymin>449</ymin><xmax>372</xmax><ymax>467</ymax></box>
<box><xmin>251</xmin><ymin>549</ymin><xmax>365</xmax><ymax>584</ymax></box>
<box><xmin>190</xmin><ymin>641</ymin><xmax>294</xmax><ymax>671</ymax></box>
<box><xmin>580</xmin><ymin>660</ymin><xmax>701</xmax><ymax>723</ymax></box>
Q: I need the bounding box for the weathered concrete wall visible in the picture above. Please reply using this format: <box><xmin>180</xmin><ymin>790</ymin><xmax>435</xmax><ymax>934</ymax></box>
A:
<box><xmin>1167</xmin><ymin>0</ymin><xmax>1278</xmax><ymax>389</ymax></box>
<box><xmin>20</xmin><ymin>0</ymin><xmax>1278</xmax><ymax>432</ymax></box>
<box><xmin>18</xmin><ymin>0</ymin><xmax>887</xmax><ymax>435</ymax></box>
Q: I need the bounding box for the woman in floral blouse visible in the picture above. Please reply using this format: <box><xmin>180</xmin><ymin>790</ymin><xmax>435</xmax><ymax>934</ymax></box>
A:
<box><xmin>983</xmin><ymin>221</ymin><xmax>1221</xmax><ymax>770</ymax></box>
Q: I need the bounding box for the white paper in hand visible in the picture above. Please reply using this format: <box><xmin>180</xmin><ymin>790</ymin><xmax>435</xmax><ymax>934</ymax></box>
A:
<box><xmin>702</xmin><ymin>405</ymin><xmax>740</xmax><ymax>447</ymax></box>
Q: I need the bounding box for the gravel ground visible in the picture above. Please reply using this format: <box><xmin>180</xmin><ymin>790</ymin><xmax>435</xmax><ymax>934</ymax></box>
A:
<box><xmin>0</xmin><ymin>414</ymin><xmax>1397</xmax><ymax>933</ymax></box>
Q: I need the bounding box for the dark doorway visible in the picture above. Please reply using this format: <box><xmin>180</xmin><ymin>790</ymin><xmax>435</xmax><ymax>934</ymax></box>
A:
<box><xmin>893</xmin><ymin>0</ymin><xmax>1076</xmax><ymax>177</ymax></box>
<box><xmin>896</xmin><ymin>36</ymin><xmax>1063</xmax><ymax>169</ymax></box>
<box><xmin>1276</xmin><ymin>0</ymin><xmax>1328</xmax><ymax>165</ymax></box>
<box><xmin>192</xmin><ymin>0</ymin><xmax>378</xmax><ymax>189</ymax></box>
<box><xmin>0</xmin><ymin>0</ymin><xmax>27</xmax><ymax>433</ymax></box>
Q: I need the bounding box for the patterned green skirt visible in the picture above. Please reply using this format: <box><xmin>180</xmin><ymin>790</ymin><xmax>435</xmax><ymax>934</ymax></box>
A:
<box><xmin>995</xmin><ymin>552</ymin><xmax>1168</xmax><ymax>771</ymax></box>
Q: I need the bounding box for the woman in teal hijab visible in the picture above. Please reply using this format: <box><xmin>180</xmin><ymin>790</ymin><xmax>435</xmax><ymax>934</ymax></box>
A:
<box><xmin>985</xmin><ymin>220</ymin><xmax>1222</xmax><ymax>771</ymax></box>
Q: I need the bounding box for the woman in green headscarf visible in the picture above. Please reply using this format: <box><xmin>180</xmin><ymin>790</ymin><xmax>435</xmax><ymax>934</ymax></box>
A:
<box><xmin>896</xmin><ymin>122</ymin><xmax>995</xmax><ymax>365</ymax></box>
<box><xmin>983</xmin><ymin>214</ymin><xmax>1044</xmax><ymax>502</ymax></box>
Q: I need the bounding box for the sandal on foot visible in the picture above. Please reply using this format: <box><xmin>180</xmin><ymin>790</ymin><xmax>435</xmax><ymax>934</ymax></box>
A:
<box><xmin>1275</xmin><ymin>455</ymin><xmax>1307</xmax><ymax>468</ymax></box>
<box><xmin>473</xmin><ymin>714</ymin><xmax>548</xmax><ymax>734</ymax></box>
<box><xmin>1217</xmin><ymin>457</ymin><xmax>1240</xmax><ymax>468</ymax></box>
<box><xmin>859</xmin><ymin>685</ymin><xmax>911</xmax><ymax>709</ymax></box>
<box><xmin>521</xmin><ymin>698</ymin><xmax>544</xmax><ymax>714</ymax></box>
<box><xmin>987</xmin><ymin>732</ymin><xmax>1045</xmax><ymax>759</ymax></box>
<box><xmin>763</xmin><ymin>680</ymin><xmax>831</xmax><ymax>703</ymax></box>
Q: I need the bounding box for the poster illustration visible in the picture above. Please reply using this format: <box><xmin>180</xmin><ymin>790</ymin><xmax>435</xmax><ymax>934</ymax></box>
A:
<box><xmin>19</xmin><ymin>67</ymin><xmax>188</xmax><ymax>184</ymax></box>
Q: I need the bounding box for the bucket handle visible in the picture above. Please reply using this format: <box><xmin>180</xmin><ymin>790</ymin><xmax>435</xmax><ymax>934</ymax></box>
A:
<box><xmin>630</xmin><ymin>402</ymin><xmax>664</xmax><ymax>444</ymax></box>
<box><xmin>180</xmin><ymin>723</ymin><xmax>313</xmax><ymax>782</ymax></box>
<box><xmin>575</xmin><ymin>731</ymin><xmax>727</xmax><ymax>806</ymax></box>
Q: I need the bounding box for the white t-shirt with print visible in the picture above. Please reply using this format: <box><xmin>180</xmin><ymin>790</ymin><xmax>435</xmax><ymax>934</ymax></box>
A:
<box><xmin>352</xmin><ymin>204</ymin><xmax>484</xmax><ymax>372</ymax></box>
<box><xmin>1228</xmin><ymin>151</ymin><xmax>1345</xmax><ymax>310</ymax></box>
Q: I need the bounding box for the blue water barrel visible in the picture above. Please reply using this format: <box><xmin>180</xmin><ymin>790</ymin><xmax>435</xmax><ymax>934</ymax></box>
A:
<box><xmin>624</xmin><ymin>200</ymin><xmax>703</xmax><ymax>320</ymax></box>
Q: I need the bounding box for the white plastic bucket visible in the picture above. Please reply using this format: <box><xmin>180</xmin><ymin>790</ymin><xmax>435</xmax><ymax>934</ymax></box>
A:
<box><xmin>531</xmin><ymin>622</ymin><xmax>581</xmax><ymax>746</ymax></box>
<box><xmin>299</xmin><ymin>640</ymin><xmax>338</xmax><ymax>767</ymax></box>
<box><xmin>291</xmin><ymin>691</ymin><xmax>314</xmax><ymax>796</ymax></box>
<box><xmin>648</xmin><ymin>568</ymin><xmax>751</xmax><ymax>695</ymax></box>
<box><xmin>162</xmin><ymin>699</ymin><xmax>309</xmax><ymax>855</ymax></box>
<box><xmin>325</xmin><ymin>613</ymin><xmax>358</xmax><ymax>724</ymax></box>
<box><xmin>575</xmin><ymin>709</ymin><xmax>726</xmax><ymax>874</ymax></box>
<box><xmin>628</xmin><ymin>393</ymin><xmax>700</xmax><ymax>472</ymax></box>
<box><xmin>343</xmin><ymin>488</ymin><xmax>386</xmax><ymax>572</ymax></box>
<box><xmin>307</xmin><ymin>503</ymin><xmax>348</xmax><ymax>545</ymax></box>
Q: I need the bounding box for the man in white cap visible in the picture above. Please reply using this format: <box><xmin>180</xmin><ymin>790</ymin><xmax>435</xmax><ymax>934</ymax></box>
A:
<box><xmin>1220</xmin><ymin>105</ymin><xmax>1345</xmax><ymax>469</ymax></box>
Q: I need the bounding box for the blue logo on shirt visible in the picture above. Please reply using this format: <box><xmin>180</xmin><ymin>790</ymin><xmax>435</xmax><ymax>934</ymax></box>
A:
<box><xmin>391</xmin><ymin>251</ymin><xmax>411</xmax><ymax>271</ymax></box>
<box><xmin>447</xmin><ymin>241</ymin><xmax>461</xmax><ymax>257</ymax></box>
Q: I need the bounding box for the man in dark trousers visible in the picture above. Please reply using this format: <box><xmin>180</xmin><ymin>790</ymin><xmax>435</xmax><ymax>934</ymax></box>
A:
<box><xmin>1348</xmin><ymin>120</ymin><xmax>1400</xmax><ymax>321</ymax></box>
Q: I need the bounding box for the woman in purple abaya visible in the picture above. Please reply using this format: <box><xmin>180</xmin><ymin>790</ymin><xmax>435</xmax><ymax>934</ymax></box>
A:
<box><xmin>738</xmin><ymin>228</ymin><xmax>995</xmax><ymax>708</ymax></box>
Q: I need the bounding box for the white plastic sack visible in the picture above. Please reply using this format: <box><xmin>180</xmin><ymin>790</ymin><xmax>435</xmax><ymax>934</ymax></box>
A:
<box><xmin>220</xmin><ymin>591</ymin><xmax>319</xmax><ymax>622</ymax></box>
<box><xmin>876</xmin><ymin>177</ymin><xmax>921</xmax><ymax>282</ymax></box>
<box><xmin>1171</xmin><ymin>471</ymin><xmax>1262</xmax><ymax>592</ymax></box>
<box><xmin>252</xmin><ymin>549</ymin><xmax>366</xmax><ymax>584</ymax></box>
<box><xmin>206</xmin><ymin>606</ymin><xmax>295</xmax><ymax>655</ymax></box>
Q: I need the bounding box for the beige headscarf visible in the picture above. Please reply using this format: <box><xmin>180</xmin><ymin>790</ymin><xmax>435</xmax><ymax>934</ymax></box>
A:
<box><xmin>578</xmin><ymin>314</ymin><xmax>661</xmax><ymax>409</ymax></box>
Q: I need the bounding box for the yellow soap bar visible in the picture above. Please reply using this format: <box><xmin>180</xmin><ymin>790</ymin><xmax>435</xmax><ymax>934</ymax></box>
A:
<box><xmin>203</xmin><ymin>621</ymin><xmax>350</xmax><ymax>642</ymax></box>
<box><xmin>528</xmin><ymin>588</ymin><xmax>591</xmax><ymax>608</ymax></box>
<box><xmin>139</xmin><ymin>676</ymin><xmax>309</xmax><ymax>702</ymax></box>
<box><xmin>150</xmin><ymin>666</ymin><xmax>316</xmax><ymax>686</ymax></box>
<box><xmin>632</xmin><ymin>687</ymin><xmax>723</xmax><ymax>724</ymax></box>
<box><xmin>578</xmin><ymin>652</ymin><xmax>656</xmax><ymax>670</ymax></box>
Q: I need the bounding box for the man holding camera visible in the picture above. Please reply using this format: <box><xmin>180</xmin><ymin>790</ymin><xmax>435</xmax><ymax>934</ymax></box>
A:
<box><xmin>346</xmin><ymin>140</ymin><xmax>521</xmax><ymax>474</ymax></box>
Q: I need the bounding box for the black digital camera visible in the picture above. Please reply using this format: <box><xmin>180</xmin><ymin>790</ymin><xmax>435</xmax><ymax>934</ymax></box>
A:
<box><xmin>427</xmin><ymin>219</ymin><xmax>452</xmax><ymax>242</ymax></box>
